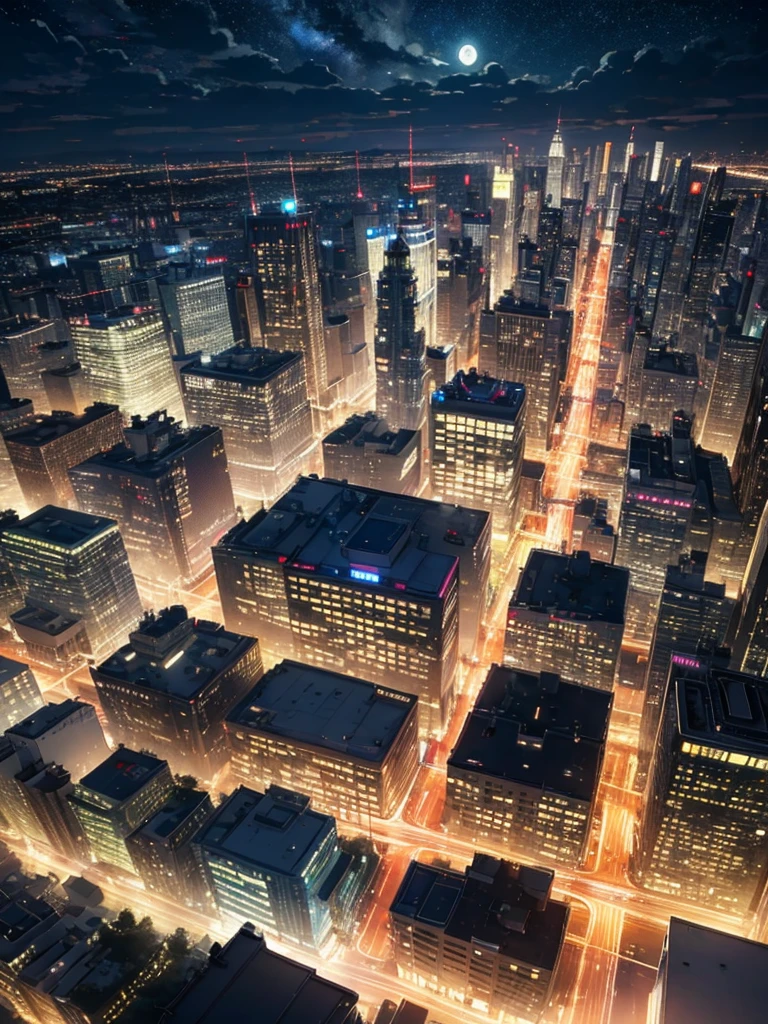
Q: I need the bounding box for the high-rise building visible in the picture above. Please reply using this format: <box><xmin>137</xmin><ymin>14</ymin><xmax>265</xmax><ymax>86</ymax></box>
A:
<box><xmin>180</xmin><ymin>346</ymin><xmax>317</xmax><ymax>513</ymax></box>
<box><xmin>546</xmin><ymin>124</ymin><xmax>565</xmax><ymax>209</ymax></box>
<box><xmin>234</xmin><ymin>273</ymin><xmax>261</xmax><ymax>346</ymax></box>
<box><xmin>156</xmin><ymin>926</ymin><xmax>364</xmax><ymax>1024</ymax></box>
<box><xmin>14</xmin><ymin>761</ymin><xmax>90</xmax><ymax>862</ymax></box>
<box><xmin>649</xmin><ymin>141</ymin><xmax>665</xmax><ymax>184</ymax></box>
<box><xmin>158</xmin><ymin>268</ymin><xmax>235</xmax><ymax>356</ymax></box>
<box><xmin>71</xmin><ymin>251</ymin><xmax>135</xmax><ymax>311</ymax></box>
<box><xmin>194</xmin><ymin>784</ymin><xmax>362</xmax><ymax>953</ymax></box>
<box><xmin>634</xmin><ymin>659</ymin><xmax>768</xmax><ymax>913</ymax></box>
<box><xmin>5</xmin><ymin>404</ymin><xmax>123</xmax><ymax>510</ymax></box>
<box><xmin>0</xmin><ymin>372</ymin><xmax>35</xmax><ymax>514</ymax></box>
<box><xmin>227</xmin><ymin>660</ymin><xmax>418</xmax><ymax>825</ymax></box>
<box><xmin>375</xmin><ymin>233</ymin><xmax>428</xmax><ymax>431</ymax></box>
<box><xmin>10</xmin><ymin>606</ymin><xmax>90</xmax><ymax>669</ymax></box>
<box><xmin>648</xmin><ymin>918</ymin><xmax>768</xmax><ymax>1024</ymax></box>
<box><xmin>0</xmin><ymin>317</ymin><xmax>71</xmax><ymax>412</ymax></box>
<box><xmin>480</xmin><ymin>296</ymin><xmax>560</xmax><ymax>461</ymax></box>
<box><xmin>322</xmin><ymin>413</ymin><xmax>422</xmax><ymax>495</ymax></box>
<box><xmin>246</xmin><ymin>206</ymin><xmax>336</xmax><ymax>432</ymax></box>
<box><xmin>5</xmin><ymin>699</ymin><xmax>109</xmax><ymax>783</ymax></box>
<box><xmin>70</xmin><ymin>748</ymin><xmax>174</xmax><ymax>873</ymax></box>
<box><xmin>446</xmin><ymin>666</ymin><xmax>611</xmax><ymax>865</ymax></box>
<box><xmin>0</xmin><ymin>506</ymin><xmax>142</xmax><ymax>661</ymax></box>
<box><xmin>0</xmin><ymin>656</ymin><xmax>43</xmax><ymax>734</ymax></box>
<box><xmin>390</xmin><ymin>853</ymin><xmax>569</xmax><ymax>1022</ymax></box>
<box><xmin>435</xmin><ymin>237</ymin><xmax>485</xmax><ymax>365</ymax></box>
<box><xmin>489</xmin><ymin>165</ymin><xmax>517</xmax><ymax>304</ymax></box>
<box><xmin>638</xmin><ymin>553</ymin><xmax>735</xmax><ymax>785</ymax></box>
<box><xmin>702</xmin><ymin>329</ymin><xmax>764</xmax><ymax>465</ymax></box>
<box><xmin>70</xmin><ymin>308</ymin><xmax>185</xmax><ymax>423</ymax></box>
<box><xmin>504</xmin><ymin>550</ymin><xmax>628</xmax><ymax>692</ymax></box>
<box><xmin>625</xmin><ymin>342</ymin><xmax>698</xmax><ymax>433</ymax></box>
<box><xmin>213</xmin><ymin>476</ymin><xmax>490</xmax><ymax>738</ymax></box>
<box><xmin>733</xmin><ymin>501</ymin><xmax>768</xmax><ymax>677</ymax></box>
<box><xmin>93</xmin><ymin>606</ymin><xmax>262</xmax><ymax>781</ymax></box>
<box><xmin>430</xmin><ymin>370</ymin><xmax>526</xmax><ymax>538</ymax></box>
<box><xmin>126</xmin><ymin>786</ymin><xmax>214</xmax><ymax>909</ymax></box>
<box><xmin>397</xmin><ymin>181</ymin><xmax>437</xmax><ymax>351</ymax></box>
<box><xmin>69</xmin><ymin>411</ymin><xmax>236</xmax><ymax>588</ymax></box>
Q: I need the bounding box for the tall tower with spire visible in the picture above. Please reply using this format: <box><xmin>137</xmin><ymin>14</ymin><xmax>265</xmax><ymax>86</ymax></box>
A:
<box><xmin>375</xmin><ymin>232</ymin><xmax>427</xmax><ymax>431</ymax></box>
<box><xmin>546</xmin><ymin>118</ymin><xmax>565</xmax><ymax>209</ymax></box>
<box><xmin>623</xmin><ymin>125</ymin><xmax>636</xmax><ymax>177</ymax></box>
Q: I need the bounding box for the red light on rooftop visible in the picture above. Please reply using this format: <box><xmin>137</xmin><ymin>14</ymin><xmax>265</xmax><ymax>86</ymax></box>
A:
<box><xmin>690</xmin><ymin>181</ymin><xmax>703</xmax><ymax>195</ymax></box>
<box><xmin>278</xmin><ymin>555</ymin><xmax>288</xmax><ymax>564</ymax></box>
<box><xmin>464</xmin><ymin>174</ymin><xmax>471</xmax><ymax>186</ymax></box>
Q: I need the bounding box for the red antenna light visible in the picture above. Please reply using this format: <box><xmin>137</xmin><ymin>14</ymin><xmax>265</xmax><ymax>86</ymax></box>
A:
<box><xmin>355</xmin><ymin>150</ymin><xmax>363</xmax><ymax>199</ymax></box>
<box><xmin>288</xmin><ymin>152</ymin><xmax>298</xmax><ymax>208</ymax></box>
<box><xmin>408</xmin><ymin>124</ymin><xmax>414</xmax><ymax>193</ymax></box>
<box><xmin>243</xmin><ymin>151</ymin><xmax>257</xmax><ymax>216</ymax></box>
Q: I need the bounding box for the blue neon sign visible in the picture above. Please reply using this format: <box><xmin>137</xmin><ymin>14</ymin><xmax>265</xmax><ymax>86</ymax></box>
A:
<box><xmin>350</xmin><ymin>568</ymin><xmax>380</xmax><ymax>584</ymax></box>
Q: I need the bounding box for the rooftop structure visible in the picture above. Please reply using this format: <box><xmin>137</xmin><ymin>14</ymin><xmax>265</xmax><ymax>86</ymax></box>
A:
<box><xmin>322</xmin><ymin>413</ymin><xmax>422</xmax><ymax>495</ymax></box>
<box><xmin>77</xmin><ymin>747</ymin><xmax>170</xmax><ymax>805</ymax></box>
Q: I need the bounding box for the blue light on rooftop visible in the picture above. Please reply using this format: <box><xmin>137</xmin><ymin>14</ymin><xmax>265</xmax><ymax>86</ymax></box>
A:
<box><xmin>350</xmin><ymin>568</ymin><xmax>380</xmax><ymax>584</ymax></box>
<box><xmin>281</xmin><ymin>198</ymin><xmax>297</xmax><ymax>214</ymax></box>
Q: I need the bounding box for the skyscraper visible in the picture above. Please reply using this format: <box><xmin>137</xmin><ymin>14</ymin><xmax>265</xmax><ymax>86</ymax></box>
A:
<box><xmin>321</xmin><ymin>413</ymin><xmax>422</xmax><ymax>496</ymax></box>
<box><xmin>489</xmin><ymin>165</ymin><xmax>517</xmax><ymax>303</ymax></box>
<box><xmin>180</xmin><ymin>346</ymin><xmax>317</xmax><ymax>513</ymax></box>
<box><xmin>69</xmin><ymin>411</ymin><xmax>237</xmax><ymax>588</ymax></box>
<box><xmin>649</xmin><ymin>141</ymin><xmax>665</xmax><ymax>184</ymax></box>
<box><xmin>0</xmin><ymin>656</ymin><xmax>44</xmax><ymax>734</ymax></box>
<box><xmin>430</xmin><ymin>370</ymin><xmax>526</xmax><ymax>539</ymax></box>
<box><xmin>700</xmin><ymin>329</ymin><xmax>763</xmax><ymax>464</ymax></box>
<box><xmin>374</xmin><ymin>233</ymin><xmax>427</xmax><ymax>431</ymax></box>
<box><xmin>0</xmin><ymin>317</ymin><xmax>71</xmax><ymax>412</ymax></box>
<box><xmin>70</xmin><ymin>308</ymin><xmax>185</xmax><ymax>423</ymax></box>
<box><xmin>0</xmin><ymin>506</ymin><xmax>142</xmax><ymax>661</ymax></box>
<box><xmin>158</xmin><ymin>268</ymin><xmax>235</xmax><ymax>356</ymax></box>
<box><xmin>624</xmin><ymin>342</ymin><xmax>698</xmax><ymax>434</ymax></box>
<box><xmin>546</xmin><ymin>123</ymin><xmax>565</xmax><ymax>209</ymax></box>
<box><xmin>397</xmin><ymin>180</ymin><xmax>437</xmax><ymax>351</ymax></box>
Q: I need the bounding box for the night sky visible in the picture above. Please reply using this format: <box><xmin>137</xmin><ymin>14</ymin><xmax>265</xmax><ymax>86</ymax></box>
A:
<box><xmin>0</xmin><ymin>0</ymin><xmax>766</xmax><ymax>160</ymax></box>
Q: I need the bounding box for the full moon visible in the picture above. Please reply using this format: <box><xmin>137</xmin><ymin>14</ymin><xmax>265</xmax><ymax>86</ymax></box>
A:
<box><xmin>458</xmin><ymin>44</ymin><xmax>478</xmax><ymax>67</ymax></box>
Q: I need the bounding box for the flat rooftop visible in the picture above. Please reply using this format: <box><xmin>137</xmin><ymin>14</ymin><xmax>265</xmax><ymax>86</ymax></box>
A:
<box><xmin>7</xmin><ymin>699</ymin><xmax>90</xmax><ymax>741</ymax></box>
<box><xmin>660</xmin><ymin>918</ymin><xmax>768</xmax><ymax>1023</ymax></box>
<box><xmin>627</xmin><ymin>422</ymin><xmax>697</xmax><ymax>488</ymax></box>
<box><xmin>511</xmin><ymin>549</ymin><xmax>628</xmax><ymax>624</ymax></box>
<box><xmin>674</xmin><ymin>665</ymin><xmax>768</xmax><ymax>754</ymax></box>
<box><xmin>431</xmin><ymin>370</ymin><xmax>526</xmax><ymax>422</ymax></box>
<box><xmin>130</xmin><ymin>788</ymin><xmax>210</xmax><ymax>843</ymax></box>
<box><xmin>77</xmin><ymin>748</ymin><xmax>168</xmax><ymax>804</ymax></box>
<box><xmin>323</xmin><ymin>414</ymin><xmax>417</xmax><ymax>457</ymax></box>
<box><xmin>229</xmin><ymin>660</ymin><xmax>416</xmax><ymax>761</ymax></box>
<box><xmin>0</xmin><ymin>655</ymin><xmax>33</xmax><ymax>688</ymax></box>
<box><xmin>71</xmin><ymin>424</ymin><xmax>219</xmax><ymax>479</ymax></box>
<box><xmin>449</xmin><ymin>666</ymin><xmax>611</xmax><ymax>801</ymax></box>
<box><xmin>4</xmin><ymin>404</ymin><xmax>119</xmax><ymax>448</ymax></box>
<box><xmin>392</xmin><ymin>857</ymin><xmax>568</xmax><ymax>971</ymax></box>
<box><xmin>160</xmin><ymin>928</ymin><xmax>359</xmax><ymax>1023</ymax></box>
<box><xmin>643</xmin><ymin>345</ymin><xmax>698</xmax><ymax>377</ymax></box>
<box><xmin>181</xmin><ymin>346</ymin><xmax>302</xmax><ymax>386</ymax></box>
<box><xmin>4</xmin><ymin>505</ymin><xmax>117</xmax><ymax>550</ymax></box>
<box><xmin>71</xmin><ymin>309</ymin><xmax>157</xmax><ymax>330</ymax></box>
<box><xmin>220</xmin><ymin>476</ymin><xmax>488</xmax><ymax>600</ymax></box>
<box><xmin>195</xmin><ymin>785</ymin><xmax>332</xmax><ymax>876</ymax></box>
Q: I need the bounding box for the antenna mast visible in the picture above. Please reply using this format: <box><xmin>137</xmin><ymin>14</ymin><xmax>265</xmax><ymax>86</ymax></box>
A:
<box><xmin>288</xmin><ymin>152</ymin><xmax>298</xmax><ymax>208</ymax></box>
<box><xmin>163</xmin><ymin>152</ymin><xmax>175</xmax><ymax>209</ymax></box>
<box><xmin>243</xmin><ymin>151</ymin><xmax>257</xmax><ymax>216</ymax></box>
<box><xmin>408</xmin><ymin>125</ymin><xmax>414</xmax><ymax>192</ymax></box>
<box><xmin>355</xmin><ymin>150</ymin><xmax>363</xmax><ymax>200</ymax></box>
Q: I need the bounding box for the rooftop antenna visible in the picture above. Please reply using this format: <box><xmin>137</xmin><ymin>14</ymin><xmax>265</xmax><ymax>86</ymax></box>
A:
<box><xmin>629</xmin><ymin>123</ymin><xmax>636</xmax><ymax>141</ymax></box>
<box><xmin>355</xmin><ymin>150</ymin><xmax>363</xmax><ymax>200</ymax></box>
<box><xmin>408</xmin><ymin>124</ymin><xmax>414</xmax><ymax>193</ymax></box>
<box><xmin>288</xmin><ymin>152</ymin><xmax>298</xmax><ymax>208</ymax></box>
<box><xmin>556</xmin><ymin>107</ymin><xmax>562</xmax><ymax>130</ymax></box>
<box><xmin>163</xmin><ymin>152</ymin><xmax>175</xmax><ymax>209</ymax></box>
<box><xmin>243</xmin><ymin>151</ymin><xmax>257</xmax><ymax>216</ymax></box>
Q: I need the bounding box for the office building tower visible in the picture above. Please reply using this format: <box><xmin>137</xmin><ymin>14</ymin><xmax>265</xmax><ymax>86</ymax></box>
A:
<box><xmin>0</xmin><ymin>656</ymin><xmax>44</xmax><ymax>734</ymax></box>
<box><xmin>70</xmin><ymin>308</ymin><xmax>184</xmax><ymax>423</ymax></box>
<box><xmin>246</xmin><ymin>207</ymin><xmax>335</xmax><ymax>432</ymax></box>
<box><xmin>505</xmin><ymin>550</ymin><xmax>628</xmax><ymax>692</ymax></box>
<box><xmin>93</xmin><ymin>606</ymin><xmax>262</xmax><ymax>781</ymax></box>
<box><xmin>489</xmin><ymin>165</ymin><xmax>516</xmax><ymax>303</ymax></box>
<box><xmin>0</xmin><ymin>513</ymin><xmax>24</xmax><ymax>629</ymax></box>
<box><xmin>41</xmin><ymin>362</ymin><xmax>89</xmax><ymax>417</ymax></box>
<box><xmin>0</xmin><ymin>368</ymin><xmax>35</xmax><ymax>513</ymax></box>
<box><xmin>461</xmin><ymin>209</ymin><xmax>491</xmax><ymax>262</ymax></box>
<box><xmin>426</xmin><ymin>343</ymin><xmax>458</xmax><ymax>388</ymax></box>
<box><xmin>70</xmin><ymin>748</ymin><xmax>174</xmax><ymax>873</ymax></box>
<box><xmin>546</xmin><ymin>124</ymin><xmax>565</xmax><ymax>208</ymax></box>
<box><xmin>732</xmin><ymin>337</ymin><xmax>768</xmax><ymax>565</ymax></box>
<box><xmin>446</xmin><ymin>666</ymin><xmax>611</xmax><ymax>865</ymax></box>
<box><xmin>649</xmin><ymin>142</ymin><xmax>665</xmax><ymax>184</ymax></box>
<box><xmin>69</xmin><ymin>412</ymin><xmax>236</xmax><ymax>588</ymax></box>
<box><xmin>157</xmin><ymin>926</ymin><xmax>364</xmax><ymax>1024</ymax></box>
<box><xmin>435</xmin><ymin>237</ymin><xmax>485</xmax><ymax>365</ymax></box>
<box><xmin>0</xmin><ymin>505</ymin><xmax>142</xmax><ymax>661</ymax></box>
<box><xmin>10</xmin><ymin>606</ymin><xmax>91</xmax><ymax>668</ymax></box>
<box><xmin>5</xmin><ymin>404</ymin><xmax>123</xmax><ymax>510</ymax></box>
<box><xmin>648</xmin><ymin>918</ymin><xmax>768</xmax><ymax>1024</ymax></box>
<box><xmin>375</xmin><ymin>233</ymin><xmax>428</xmax><ymax>431</ymax></box>
<box><xmin>480</xmin><ymin>296</ymin><xmax>560</xmax><ymax>460</ymax></box>
<box><xmin>625</xmin><ymin>343</ymin><xmax>698</xmax><ymax>433</ymax></box>
<box><xmin>158</xmin><ymin>268</ymin><xmax>235</xmax><ymax>357</ymax></box>
<box><xmin>15</xmin><ymin>762</ymin><xmax>90</xmax><ymax>862</ymax></box>
<box><xmin>323</xmin><ymin>413</ymin><xmax>422</xmax><ymax>495</ymax></box>
<box><xmin>0</xmin><ymin>317</ymin><xmax>71</xmax><ymax>412</ymax></box>
<box><xmin>72</xmin><ymin>251</ymin><xmax>134</xmax><ymax>311</ymax></box>
<box><xmin>6</xmin><ymin>699</ymin><xmax>109</xmax><ymax>783</ymax></box>
<box><xmin>701</xmin><ymin>330</ymin><xmax>763</xmax><ymax>465</ymax></box>
<box><xmin>398</xmin><ymin>181</ymin><xmax>437</xmax><ymax>351</ymax></box>
<box><xmin>227</xmin><ymin>660</ymin><xmax>418</xmax><ymax>825</ymax></box>
<box><xmin>638</xmin><ymin>554</ymin><xmax>735</xmax><ymax>785</ymax></box>
<box><xmin>180</xmin><ymin>346</ymin><xmax>317</xmax><ymax>513</ymax></box>
<box><xmin>126</xmin><ymin>786</ymin><xmax>214</xmax><ymax>909</ymax></box>
<box><xmin>234</xmin><ymin>273</ymin><xmax>261</xmax><ymax>346</ymax></box>
<box><xmin>391</xmin><ymin>853</ymin><xmax>569</xmax><ymax>1022</ymax></box>
<box><xmin>634</xmin><ymin>660</ymin><xmax>768</xmax><ymax>913</ymax></box>
<box><xmin>733</xmin><ymin>502</ymin><xmax>768</xmax><ymax>677</ymax></box>
<box><xmin>195</xmin><ymin>784</ymin><xmax>361</xmax><ymax>952</ymax></box>
<box><xmin>214</xmin><ymin>476</ymin><xmax>491</xmax><ymax>737</ymax></box>
<box><xmin>430</xmin><ymin>370</ymin><xmax>526</xmax><ymax>538</ymax></box>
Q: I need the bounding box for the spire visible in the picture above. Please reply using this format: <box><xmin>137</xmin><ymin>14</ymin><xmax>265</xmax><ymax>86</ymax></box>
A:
<box><xmin>243</xmin><ymin>151</ymin><xmax>257</xmax><ymax>216</ymax></box>
<box><xmin>355</xmin><ymin>150</ymin><xmax>363</xmax><ymax>200</ymax></box>
<box><xmin>288</xmin><ymin>152</ymin><xmax>298</xmax><ymax>208</ymax></box>
<box><xmin>408</xmin><ymin>124</ymin><xmax>414</xmax><ymax>193</ymax></box>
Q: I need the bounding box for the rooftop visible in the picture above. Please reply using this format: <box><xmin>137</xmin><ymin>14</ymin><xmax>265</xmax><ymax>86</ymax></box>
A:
<box><xmin>495</xmin><ymin>293</ymin><xmax>552</xmax><ymax>319</ymax></box>
<box><xmin>431</xmin><ymin>370</ymin><xmax>526</xmax><ymax>422</ymax></box>
<box><xmin>181</xmin><ymin>345</ymin><xmax>302</xmax><ymax>386</ymax></box>
<box><xmin>77</xmin><ymin>748</ymin><xmax>168</xmax><ymax>804</ymax></box>
<box><xmin>158</xmin><ymin>927</ymin><xmax>360</xmax><ymax>1023</ymax></box>
<box><xmin>627</xmin><ymin>414</ymin><xmax>696</xmax><ymax>488</ymax></box>
<box><xmin>129</xmin><ymin>788</ymin><xmax>211</xmax><ymax>844</ymax></box>
<box><xmin>511</xmin><ymin>549</ymin><xmax>628</xmax><ymax>625</ymax></box>
<box><xmin>673</xmin><ymin>664</ymin><xmax>768</xmax><ymax>754</ymax></box>
<box><xmin>643</xmin><ymin>344</ymin><xmax>698</xmax><ymax>377</ymax></box>
<box><xmin>4</xmin><ymin>404</ymin><xmax>120</xmax><ymax>449</ymax></box>
<box><xmin>7</xmin><ymin>699</ymin><xmax>91</xmax><ymax>741</ymax></box>
<box><xmin>229</xmin><ymin>660</ymin><xmax>416</xmax><ymax>762</ymax></box>
<box><xmin>391</xmin><ymin>855</ymin><xmax>568</xmax><ymax>970</ymax></box>
<box><xmin>220</xmin><ymin>476</ymin><xmax>488</xmax><ymax>600</ymax></box>
<box><xmin>70</xmin><ymin>309</ymin><xmax>159</xmax><ymax>330</ymax></box>
<box><xmin>323</xmin><ymin>413</ymin><xmax>418</xmax><ymax>457</ymax></box>
<box><xmin>0</xmin><ymin>655</ymin><xmax>33</xmax><ymax>689</ymax></box>
<box><xmin>3</xmin><ymin>505</ymin><xmax>117</xmax><ymax>550</ymax></box>
<box><xmin>449</xmin><ymin>666</ymin><xmax>611</xmax><ymax>801</ymax></box>
<box><xmin>71</xmin><ymin>423</ymin><xmax>220</xmax><ymax>478</ymax></box>
<box><xmin>659</xmin><ymin>918</ymin><xmax>768</xmax><ymax>1023</ymax></box>
<box><xmin>195</xmin><ymin>785</ymin><xmax>333</xmax><ymax>876</ymax></box>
